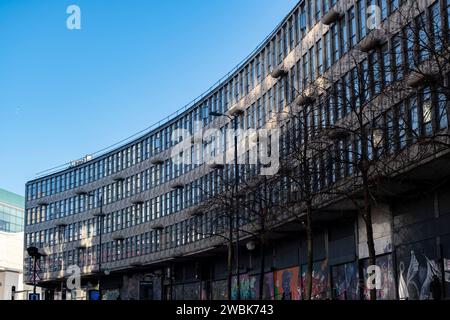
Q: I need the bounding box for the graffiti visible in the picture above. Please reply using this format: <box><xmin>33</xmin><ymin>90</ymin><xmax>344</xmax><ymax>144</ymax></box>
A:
<box><xmin>332</xmin><ymin>262</ymin><xmax>359</xmax><ymax>300</ymax></box>
<box><xmin>183</xmin><ymin>282</ymin><xmax>201</xmax><ymax>300</ymax></box>
<box><xmin>398</xmin><ymin>251</ymin><xmax>442</xmax><ymax>300</ymax></box>
<box><xmin>102</xmin><ymin>288</ymin><xmax>120</xmax><ymax>300</ymax></box>
<box><xmin>121</xmin><ymin>273</ymin><xmax>143</xmax><ymax>300</ymax></box>
<box><xmin>300</xmin><ymin>260</ymin><xmax>329</xmax><ymax>300</ymax></box>
<box><xmin>211</xmin><ymin>280</ymin><xmax>227</xmax><ymax>300</ymax></box>
<box><xmin>231</xmin><ymin>274</ymin><xmax>258</xmax><ymax>300</ymax></box>
<box><xmin>262</xmin><ymin>272</ymin><xmax>275</xmax><ymax>300</ymax></box>
<box><xmin>274</xmin><ymin>267</ymin><xmax>301</xmax><ymax>300</ymax></box>
<box><xmin>362</xmin><ymin>254</ymin><xmax>396</xmax><ymax>300</ymax></box>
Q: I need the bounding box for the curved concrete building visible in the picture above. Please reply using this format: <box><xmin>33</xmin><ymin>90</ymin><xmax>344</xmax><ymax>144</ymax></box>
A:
<box><xmin>25</xmin><ymin>0</ymin><xmax>450</xmax><ymax>300</ymax></box>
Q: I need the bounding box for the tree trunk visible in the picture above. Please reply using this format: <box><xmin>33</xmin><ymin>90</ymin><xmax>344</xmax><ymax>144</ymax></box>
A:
<box><xmin>259</xmin><ymin>235</ymin><xmax>265</xmax><ymax>300</ymax></box>
<box><xmin>227</xmin><ymin>241</ymin><xmax>233</xmax><ymax>300</ymax></box>
<box><xmin>363</xmin><ymin>185</ymin><xmax>377</xmax><ymax>301</ymax></box>
<box><xmin>304</xmin><ymin>203</ymin><xmax>313</xmax><ymax>300</ymax></box>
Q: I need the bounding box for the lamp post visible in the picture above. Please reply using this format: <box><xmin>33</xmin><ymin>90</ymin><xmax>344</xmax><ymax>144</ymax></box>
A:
<box><xmin>26</xmin><ymin>246</ymin><xmax>41</xmax><ymax>300</ymax></box>
<box><xmin>79</xmin><ymin>190</ymin><xmax>105</xmax><ymax>300</ymax></box>
<box><xmin>210</xmin><ymin>110</ymin><xmax>241</xmax><ymax>300</ymax></box>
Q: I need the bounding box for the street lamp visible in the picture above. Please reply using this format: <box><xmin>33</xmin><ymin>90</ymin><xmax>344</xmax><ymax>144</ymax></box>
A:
<box><xmin>77</xmin><ymin>190</ymin><xmax>105</xmax><ymax>300</ymax></box>
<box><xmin>209</xmin><ymin>109</ymin><xmax>242</xmax><ymax>300</ymax></box>
<box><xmin>26</xmin><ymin>246</ymin><xmax>41</xmax><ymax>299</ymax></box>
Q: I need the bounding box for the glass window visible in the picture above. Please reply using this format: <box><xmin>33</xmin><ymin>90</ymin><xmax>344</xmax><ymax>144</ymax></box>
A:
<box><xmin>422</xmin><ymin>87</ymin><xmax>432</xmax><ymax>136</ymax></box>
<box><xmin>381</xmin><ymin>43</ymin><xmax>391</xmax><ymax>85</ymax></box>
<box><xmin>438</xmin><ymin>93</ymin><xmax>449</xmax><ymax>129</ymax></box>
<box><xmin>300</xmin><ymin>3</ymin><xmax>307</xmax><ymax>36</ymax></box>
<box><xmin>410</xmin><ymin>96</ymin><xmax>419</xmax><ymax>140</ymax></box>
<box><xmin>310</xmin><ymin>46</ymin><xmax>316</xmax><ymax>81</ymax></box>
<box><xmin>324</xmin><ymin>31</ymin><xmax>331</xmax><ymax>69</ymax></box>
<box><xmin>358</xmin><ymin>0</ymin><xmax>366</xmax><ymax>40</ymax></box>
<box><xmin>447</xmin><ymin>0</ymin><xmax>450</xmax><ymax>30</ymax></box>
<box><xmin>380</xmin><ymin>0</ymin><xmax>388</xmax><ymax>20</ymax></box>
<box><xmin>315</xmin><ymin>0</ymin><xmax>321</xmax><ymax>21</ymax></box>
<box><xmin>317</xmin><ymin>40</ymin><xmax>323</xmax><ymax>75</ymax></box>
<box><xmin>391</xmin><ymin>0</ymin><xmax>399</xmax><ymax>13</ymax></box>
<box><xmin>348</xmin><ymin>8</ymin><xmax>356</xmax><ymax>48</ymax></box>
<box><xmin>332</xmin><ymin>25</ymin><xmax>340</xmax><ymax>62</ymax></box>
<box><xmin>339</xmin><ymin>15</ymin><xmax>348</xmax><ymax>54</ymax></box>
<box><xmin>430</xmin><ymin>1</ymin><xmax>442</xmax><ymax>51</ymax></box>
<box><xmin>393</xmin><ymin>35</ymin><xmax>403</xmax><ymax>80</ymax></box>
<box><xmin>416</xmin><ymin>13</ymin><xmax>429</xmax><ymax>62</ymax></box>
<box><xmin>303</xmin><ymin>53</ymin><xmax>309</xmax><ymax>88</ymax></box>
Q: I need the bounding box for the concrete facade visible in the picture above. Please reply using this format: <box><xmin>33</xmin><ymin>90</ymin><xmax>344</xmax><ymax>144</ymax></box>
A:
<box><xmin>24</xmin><ymin>0</ymin><xmax>450</xmax><ymax>300</ymax></box>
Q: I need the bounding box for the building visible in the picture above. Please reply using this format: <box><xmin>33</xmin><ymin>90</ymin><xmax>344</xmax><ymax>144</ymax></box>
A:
<box><xmin>0</xmin><ymin>188</ymin><xmax>27</xmax><ymax>300</ymax></box>
<box><xmin>25</xmin><ymin>0</ymin><xmax>450</xmax><ymax>300</ymax></box>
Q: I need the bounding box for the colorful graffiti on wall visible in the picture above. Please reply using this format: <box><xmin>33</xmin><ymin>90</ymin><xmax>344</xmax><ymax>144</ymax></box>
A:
<box><xmin>398</xmin><ymin>250</ymin><xmax>442</xmax><ymax>300</ymax></box>
<box><xmin>361</xmin><ymin>254</ymin><xmax>396</xmax><ymax>300</ymax></box>
<box><xmin>231</xmin><ymin>274</ymin><xmax>258</xmax><ymax>300</ymax></box>
<box><xmin>102</xmin><ymin>288</ymin><xmax>120</xmax><ymax>300</ymax></box>
<box><xmin>211</xmin><ymin>279</ymin><xmax>227</xmax><ymax>300</ymax></box>
<box><xmin>300</xmin><ymin>260</ymin><xmax>329</xmax><ymax>300</ymax></box>
<box><xmin>274</xmin><ymin>267</ymin><xmax>301</xmax><ymax>300</ymax></box>
<box><xmin>331</xmin><ymin>262</ymin><xmax>359</xmax><ymax>300</ymax></box>
<box><xmin>262</xmin><ymin>272</ymin><xmax>275</xmax><ymax>300</ymax></box>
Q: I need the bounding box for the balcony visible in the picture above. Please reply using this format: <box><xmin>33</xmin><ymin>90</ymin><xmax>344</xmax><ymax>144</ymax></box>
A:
<box><xmin>130</xmin><ymin>197</ymin><xmax>145</xmax><ymax>205</ymax></box>
<box><xmin>271</xmin><ymin>65</ymin><xmax>287</xmax><ymax>79</ymax></box>
<box><xmin>54</xmin><ymin>222</ymin><xmax>67</xmax><ymax>228</ymax></box>
<box><xmin>74</xmin><ymin>188</ymin><xmax>88</xmax><ymax>196</ymax></box>
<box><xmin>294</xmin><ymin>94</ymin><xmax>315</xmax><ymax>107</ymax></box>
<box><xmin>327</xmin><ymin>127</ymin><xmax>350</xmax><ymax>141</ymax></box>
<box><xmin>228</xmin><ymin>104</ymin><xmax>245</xmax><ymax>116</ymax></box>
<box><xmin>406</xmin><ymin>60</ymin><xmax>440</xmax><ymax>88</ymax></box>
<box><xmin>111</xmin><ymin>174</ymin><xmax>125</xmax><ymax>183</ymax></box>
<box><xmin>358</xmin><ymin>29</ymin><xmax>385</xmax><ymax>52</ymax></box>
<box><xmin>150</xmin><ymin>155</ymin><xmax>165</xmax><ymax>165</ymax></box>
<box><xmin>37</xmin><ymin>200</ymin><xmax>49</xmax><ymax>206</ymax></box>
<box><xmin>151</xmin><ymin>224</ymin><xmax>164</xmax><ymax>231</ymax></box>
<box><xmin>208</xmin><ymin>162</ymin><xmax>225</xmax><ymax>170</ymax></box>
<box><xmin>321</xmin><ymin>8</ymin><xmax>342</xmax><ymax>25</ymax></box>
<box><xmin>112</xmin><ymin>233</ymin><xmax>125</xmax><ymax>241</ymax></box>
<box><xmin>169</xmin><ymin>179</ymin><xmax>185</xmax><ymax>190</ymax></box>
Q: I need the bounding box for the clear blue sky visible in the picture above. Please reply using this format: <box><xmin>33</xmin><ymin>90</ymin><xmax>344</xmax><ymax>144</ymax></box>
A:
<box><xmin>0</xmin><ymin>0</ymin><xmax>298</xmax><ymax>196</ymax></box>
